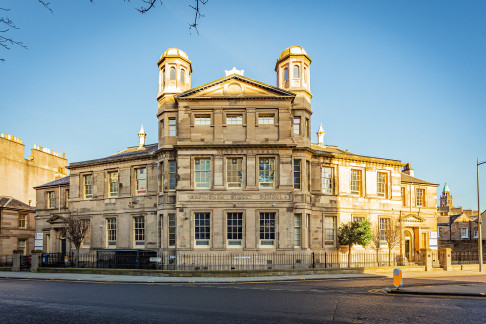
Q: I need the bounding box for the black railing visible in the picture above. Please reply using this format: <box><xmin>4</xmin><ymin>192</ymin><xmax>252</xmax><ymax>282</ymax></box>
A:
<box><xmin>40</xmin><ymin>251</ymin><xmax>412</xmax><ymax>271</ymax></box>
<box><xmin>0</xmin><ymin>255</ymin><xmax>13</xmax><ymax>267</ymax></box>
<box><xmin>451</xmin><ymin>252</ymin><xmax>485</xmax><ymax>265</ymax></box>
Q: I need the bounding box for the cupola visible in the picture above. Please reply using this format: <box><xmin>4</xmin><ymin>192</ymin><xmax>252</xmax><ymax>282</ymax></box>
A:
<box><xmin>157</xmin><ymin>48</ymin><xmax>192</xmax><ymax>99</ymax></box>
<box><xmin>275</xmin><ymin>46</ymin><xmax>312</xmax><ymax>99</ymax></box>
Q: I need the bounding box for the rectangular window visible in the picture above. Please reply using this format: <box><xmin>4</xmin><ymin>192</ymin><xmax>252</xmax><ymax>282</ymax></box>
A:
<box><xmin>324</xmin><ymin>216</ymin><xmax>336</xmax><ymax>245</ymax></box>
<box><xmin>461</xmin><ymin>227</ymin><xmax>469</xmax><ymax>238</ymax></box>
<box><xmin>81</xmin><ymin>219</ymin><xmax>90</xmax><ymax>248</ymax></box>
<box><xmin>293</xmin><ymin>159</ymin><xmax>301</xmax><ymax>189</ymax></box>
<box><xmin>158</xmin><ymin>162</ymin><xmax>164</xmax><ymax>192</ymax></box>
<box><xmin>377</xmin><ymin>172</ymin><xmax>387</xmax><ymax>198</ymax></box>
<box><xmin>18</xmin><ymin>214</ymin><xmax>27</xmax><ymax>229</ymax></box>
<box><xmin>169</xmin><ymin>161</ymin><xmax>177</xmax><ymax>190</ymax></box>
<box><xmin>227</xmin><ymin>212</ymin><xmax>243</xmax><ymax>246</ymax></box>
<box><xmin>169</xmin><ymin>118</ymin><xmax>176</xmax><ymax>136</ymax></box>
<box><xmin>293</xmin><ymin>117</ymin><xmax>301</xmax><ymax>135</ymax></box>
<box><xmin>322</xmin><ymin>167</ymin><xmax>333</xmax><ymax>194</ymax></box>
<box><xmin>226</xmin><ymin>115</ymin><xmax>243</xmax><ymax>125</ymax></box>
<box><xmin>84</xmin><ymin>174</ymin><xmax>93</xmax><ymax>199</ymax></box>
<box><xmin>294</xmin><ymin>214</ymin><xmax>301</xmax><ymax>247</ymax></box>
<box><xmin>168</xmin><ymin>213</ymin><xmax>176</xmax><ymax>247</ymax></box>
<box><xmin>195</xmin><ymin>158</ymin><xmax>211</xmax><ymax>188</ymax></box>
<box><xmin>353</xmin><ymin>216</ymin><xmax>364</xmax><ymax>222</ymax></box>
<box><xmin>107</xmin><ymin>218</ymin><xmax>117</xmax><ymax>246</ymax></box>
<box><xmin>260</xmin><ymin>212</ymin><xmax>275</xmax><ymax>246</ymax></box>
<box><xmin>306</xmin><ymin>161</ymin><xmax>311</xmax><ymax>191</ymax></box>
<box><xmin>259</xmin><ymin>158</ymin><xmax>275</xmax><ymax>188</ymax></box>
<box><xmin>18</xmin><ymin>239</ymin><xmax>26</xmax><ymax>255</ymax></box>
<box><xmin>351</xmin><ymin>170</ymin><xmax>361</xmax><ymax>196</ymax></box>
<box><xmin>416</xmin><ymin>188</ymin><xmax>425</xmax><ymax>207</ymax></box>
<box><xmin>136</xmin><ymin>168</ymin><xmax>147</xmax><ymax>195</ymax></box>
<box><xmin>258</xmin><ymin>114</ymin><xmax>275</xmax><ymax>125</ymax></box>
<box><xmin>47</xmin><ymin>191</ymin><xmax>55</xmax><ymax>209</ymax></box>
<box><xmin>380</xmin><ymin>218</ymin><xmax>389</xmax><ymax>241</ymax></box>
<box><xmin>474</xmin><ymin>230</ymin><xmax>478</xmax><ymax>239</ymax></box>
<box><xmin>108</xmin><ymin>171</ymin><xmax>119</xmax><ymax>197</ymax></box>
<box><xmin>195</xmin><ymin>115</ymin><xmax>211</xmax><ymax>125</ymax></box>
<box><xmin>305</xmin><ymin>118</ymin><xmax>310</xmax><ymax>137</ymax></box>
<box><xmin>65</xmin><ymin>190</ymin><xmax>69</xmax><ymax>208</ymax></box>
<box><xmin>226</xmin><ymin>158</ymin><xmax>243</xmax><ymax>188</ymax></box>
<box><xmin>134</xmin><ymin>216</ymin><xmax>145</xmax><ymax>245</ymax></box>
<box><xmin>195</xmin><ymin>212</ymin><xmax>210</xmax><ymax>246</ymax></box>
<box><xmin>401</xmin><ymin>187</ymin><xmax>406</xmax><ymax>206</ymax></box>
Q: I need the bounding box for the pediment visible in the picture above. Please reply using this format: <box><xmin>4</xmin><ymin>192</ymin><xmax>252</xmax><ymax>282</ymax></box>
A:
<box><xmin>452</xmin><ymin>213</ymin><xmax>476</xmax><ymax>223</ymax></box>
<box><xmin>177</xmin><ymin>75</ymin><xmax>295</xmax><ymax>100</ymax></box>
<box><xmin>402</xmin><ymin>214</ymin><xmax>425</xmax><ymax>223</ymax></box>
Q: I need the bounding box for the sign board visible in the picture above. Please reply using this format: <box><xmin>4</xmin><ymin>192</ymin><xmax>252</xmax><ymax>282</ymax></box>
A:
<box><xmin>34</xmin><ymin>233</ymin><xmax>43</xmax><ymax>250</ymax></box>
<box><xmin>168</xmin><ymin>255</ymin><xmax>176</xmax><ymax>259</ymax></box>
<box><xmin>429</xmin><ymin>231</ymin><xmax>438</xmax><ymax>250</ymax></box>
<box><xmin>149</xmin><ymin>257</ymin><xmax>162</xmax><ymax>262</ymax></box>
<box><xmin>233</xmin><ymin>256</ymin><xmax>251</xmax><ymax>259</ymax></box>
<box><xmin>393</xmin><ymin>268</ymin><xmax>403</xmax><ymax>289</ymax></box>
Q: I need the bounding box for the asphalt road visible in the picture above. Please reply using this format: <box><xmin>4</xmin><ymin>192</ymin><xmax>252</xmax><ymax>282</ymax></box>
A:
<box><xmin>1</xmin><ymin>275</ymin><xmax>485</xmax><ymax>323</ymax></box>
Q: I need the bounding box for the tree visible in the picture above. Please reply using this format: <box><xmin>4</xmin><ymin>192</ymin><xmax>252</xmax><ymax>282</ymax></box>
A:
<box><xmin>338</xmin><ymin>220</ymin><xmax>372</xmax><ymax>268</ymax></box>
<box><xmin>382</xmin><ymin>218</ymin><xmax>401</xmax><ymax>266</ymax></box>
<box><xmin>1</xmin><ymin>0</ymin><xmax>208</xmax><ymax>61</ymax></box>
<box><xmin>59</xmin><ymin>214</ymin><xmax>90</xmax><ymax>268</ymax></box>
<box><xmin>371</xmin><ymin>224</ymin><xmax>382</xmax><ymax>266</ymax></box>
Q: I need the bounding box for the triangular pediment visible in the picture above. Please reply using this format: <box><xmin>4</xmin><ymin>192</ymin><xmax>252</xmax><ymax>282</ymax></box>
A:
<box><xmin>451</xmin><ymin>213</ymin><xmax>477</xmax><ymax>223</ymax></box>
<box><xmin>402</xmin><ymin>214</ymin><xmax>425</xmax><ymax>223</ymax></box>
<box><xmin>177</xmin><ymin>74</ymin><xmax>295</xmax><ymax>100</ymax></box>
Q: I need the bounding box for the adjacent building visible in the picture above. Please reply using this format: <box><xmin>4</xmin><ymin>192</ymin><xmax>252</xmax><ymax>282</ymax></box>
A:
<box><xmin>35</xmin><ymin>47</ymin><xmax>438</xmax><ymax>262</ymax></box>
<box><xmin>0</xmin><ymin>197</ymin><xmax>35</xmax><ymax>255</ymax></box>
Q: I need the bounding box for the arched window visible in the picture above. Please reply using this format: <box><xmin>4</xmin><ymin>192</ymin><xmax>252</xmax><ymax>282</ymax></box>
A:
<box><xmin>293</xmin><ymin>65</ymin><xmax>300</xmax><ymax>79</ymax></box>
<box><xmin>284</xmin><ymin>68</ymin><xmax>289</xmax><ymax>81</ymax></box>
<box><xmin>180</xmin><ymin>69</ymin><xmax>185</xmax><ymax>83</ymax></box>
<box><xmin>170</xmin><ymin>67</ymin><xmax>176</xmax><ymax>80</ymax></box>
<box><xmin>162</xmin><ymin>68</ymin><xmax>165</xmax><ymax>85</ymax></box>
<box><xmin>304</xmin><ymin>67</ymin><xmax>307</xmax><ymax>83</ymax></box>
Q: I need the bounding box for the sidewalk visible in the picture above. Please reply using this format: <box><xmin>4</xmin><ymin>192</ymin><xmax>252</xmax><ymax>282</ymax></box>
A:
<box><xmin>390</xmin><ymin>283</ymin><xmax>486</xmax><ymax>297</ymax></box>
<box><xmin>0</xmin><ymin>271</ymin><xmax>376</xmax><ymax>283</ymax></box>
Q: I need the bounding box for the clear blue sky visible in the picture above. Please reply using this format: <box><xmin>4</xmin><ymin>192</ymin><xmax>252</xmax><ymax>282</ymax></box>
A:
<box><xmin>1</xmin><ymin>0</ymin><xmax>485</xmax><ymax>209</ymax></box>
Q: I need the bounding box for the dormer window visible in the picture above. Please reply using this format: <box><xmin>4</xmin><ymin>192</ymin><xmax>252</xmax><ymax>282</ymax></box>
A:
<box><xmin>180</xmin><ymin>69</ymin><xmax>185</xmax><ymax>82</ymax></box>
<box><xmin>284</xmin><ymin>68</ymin><xmax>289</xmax><ymax>81</ymax></box>
<box><xmin>170</xmin><ymin>67</ymin><xmax>176</xmax><ymax>80</ymax></box>
<box><xmin>293</xmin><ymin>65</ymin><xmax>300</xmax><ymax>78</ymax></box>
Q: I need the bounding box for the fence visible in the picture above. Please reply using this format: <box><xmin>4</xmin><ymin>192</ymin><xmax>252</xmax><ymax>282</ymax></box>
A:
<box><xmin>40</xmin><ymin>251</ymin><xmax>414</xmax><ymax>271</ymax></box>
<box><xmin>451</xmin><ymin>252</ymin><xmax>485</xmax><ymax>265</ymax></box>
<box><xmin>0</xmin><ymin>255</ymin><xmax>13</xmax><ymax>267</ymax></box>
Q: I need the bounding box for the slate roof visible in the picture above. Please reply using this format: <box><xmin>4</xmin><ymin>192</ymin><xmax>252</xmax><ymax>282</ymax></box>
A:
<box><xmin>0</xmin><ymin>196</ymin><xmax>34</xmax><ymax>211</ymax></box>
<box><xmin>34</xmin><ymin>176</ymin><xmax>70</xmax><ymax>189</ymax></box>
<box><xmin>69</xmin><ymin>143</ymin><xmax>158</xmax><ymax>168</ymax></box>
<box><xmin>438</xmin><ymin>214</ymin><xmax>478</xmax><ymax>226</ymax></box>
<box><xmin>401</xmin><ymin>173</ymin><xmax>438</xmax><ymax>186</ymax></box>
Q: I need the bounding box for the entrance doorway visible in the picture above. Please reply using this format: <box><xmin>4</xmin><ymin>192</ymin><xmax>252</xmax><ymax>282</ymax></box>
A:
<box><xmin>404</xmin><ymin>229</ymin><xmax>413</xmax><ymax>260</ymax></box>
<box><xmin>61</xmin><ymin>238</ymin><xmax>67</xmax><ymax>256</ymax></box>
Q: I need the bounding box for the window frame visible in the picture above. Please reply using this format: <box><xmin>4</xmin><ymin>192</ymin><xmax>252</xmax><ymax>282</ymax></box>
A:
<box><xmin>226</xmin><ymin>114</ymin><xmax>243</xmax><ymax>125</ymax></box>
<box><xmin>46</xmin><ymin>191</ymin><xmax>55</xmax><ymax>209</ymax></box>
<box><xmin>294</xmin><ymin>214</ymin><xmax>302</xmax><ymax>247</ymax></box>
<box><xmin>293</xmin><ymin>117</ymin><xmax>301</xmax><ymax>135</ymax></box>
<box><xmin>227</xmin><ymin>212</ymin><xmax>243</xmax><ymax>247</ymax></box>
<box><xmin>416</xmin><ymin>188</ymin><xmax>425</xmax><ymax>207</ymax></box>
<box><xmin>194</xmin><ymin>212</ymin><xmax>211</xmax><ymax>247</ymax></box>
<box><xmin>258</xmin><ymin>157</ymin><xmax>276</xmax><ymax>189</ymax></box>
<box><xmin>293</xmin><ymin>159</ymin><xmax>301</xmax><ymax>190</ymax></box>
<box><xmin>81</xmin><ymin>219</ymin><xmax>91</xmax><ymax>248</ymax></box>
<box><xmin>194</xmin><ymin>158</ymin><xmax>211</xmax><ymax>189</ymax></box>
<box><xmin>226</xmin><ymin>157</ymin><xmax>243</xmax><ymax>188</ymax></box>
<box><xmin>83</xmin><ymin>174</ymin><xmax>93</xmax><ymax>199</ymax></box>
<box><xmin>18</xmin><ymin>214</ymin><xmax>27</xmax><ymax>229</ymax></box>
<box><xmin>324</xmin><ymin>216</ymin><xmax>336</xmax><ymax>245</ymax></box>
<box><xmin>259</xmin><ymin>212</ymin><xmax>276</xmax><ymax>247</ymax></box>
<box><xmin>180</xmin><ymin>69</ymin><xmax>185</xmax><ymax>83</ymax></box>
<box><xmin>379</xmin><ymin>218</ymin><xmax>389</xmax><ymax>241</ymax></box>
<box><xmin>376</xmin><ymin>172</ymin><xmax>387</xmax><ymax>198</ymax></box>
<box><xmin>108</xmin><ymin>171</ymin><xmax>119</xmax><ymax>197</ymax></box>
<box><xmin>322</xmin><ymin>166</ymin><xmax>333</xmax><ymax>194</ymax></box>
<box><xmin>135</xmin><ymin>167</ymin><xmax>147</xmax><ymax>195</ymax></box>
<box><xmin>134</xmin><ymin>216</ymin><xmax>145</xmax><ymax>246</ymax></box>
<box><xmin>194</xmin><ymin>114</ymin><xmax>211</xmax><ymax>126</ymax></box>
<box><xmin>461</xmin><ymin>227</ymin><xmax>469</xmax><ymax>239</ymax></box>
<box><xmin>65</xmin><ymin>189</ymin><xmax>69</xmax><ymax>208</ymax></box>
<box><xmin>18</xmin><ymin>239</ymin><xmax>27</xmax><ymax>255</ymax></box>
<box><xmin>106</xmin><ymin>218</ymin><xmax>117</xmax><ymax>247</ymax></box>
<box><xmin>169</xmin><ymin>160</ymin><xmax>177</xmax><ymax>190</ymax></box>
<box><xmin>293</xmin><ymin>65</ymin><xmax>300</xmax><ymax>79</ymax></box>
<box><xmin>168</xmin><ymin>213</ymin><xmax>176</xmax><ymax>247</ymax></box>
<box><xmin>168</xmin><ymin>118</ymin><xmax>177</xmax><ymax>136</ymax></box>
<box><xmin>169</xmin><ymin>66</ymin><xmax>176</xmax><ymax>80</ymax></box>
<box><xmin>257</xmin><ymin>114</ymin><xmax>275</xmax><ymax>125</ymax></box>
<box><xmin>401</xmin><ymin>187</ymin><xmax>406</xmax><ymax>206</ymax></box>
<box><xmin>350</xmin><ymin>169</ymin><xmax>362</xmax><ymax>196</ymax></box>
<box><xmin>284</xmin><ymin>67</ymin><xmax>289</xmax><ymax>81</ymax></box>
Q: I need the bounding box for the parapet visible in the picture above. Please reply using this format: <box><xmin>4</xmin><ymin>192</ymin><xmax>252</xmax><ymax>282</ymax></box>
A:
<box><xmin>0</xmin><ymin>133</ymin><xmax>23</xmax><ymax>144</ymax></box>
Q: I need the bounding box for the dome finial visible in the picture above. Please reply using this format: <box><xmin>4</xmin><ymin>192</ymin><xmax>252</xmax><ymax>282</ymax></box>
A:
<box><xmin>317</xmin><ymin>123</ymin><xmax>325</xmax><ymax>147</ymax></box>
<box><xmin>443</xmin><ymin>183</ymin><xmax>450</xmax><ymax>193</ymax></box>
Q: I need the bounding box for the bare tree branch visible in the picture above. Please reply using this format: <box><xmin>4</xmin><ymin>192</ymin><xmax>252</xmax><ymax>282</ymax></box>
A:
<box><xmin>189</xmin><ymin>0</ymin><xmax>207</xmax><ymax>35</ymax></box>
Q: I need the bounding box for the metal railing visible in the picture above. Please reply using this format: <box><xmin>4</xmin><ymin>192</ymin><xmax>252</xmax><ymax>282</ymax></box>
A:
<box><xmin>0</xmin><ymin>255</ymin><xmax>13</xmax><ymax>267</ymax></box>
<box><xmin>452</xmin><ymin>252</ymin><xmax>486</xmax><ymax>265</ymax></box>
<box><xmin>40</xmin><ymin>251</ymin><xmax>415</xmax><ymax>271</ymax></box>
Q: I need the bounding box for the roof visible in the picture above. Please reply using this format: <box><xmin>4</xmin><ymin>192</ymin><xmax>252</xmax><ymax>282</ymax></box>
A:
<box><xmin>34</xmin><ymin>176</ymin><xmax>70</xmax><ymax>189</ymax></box>
<box><xmin>0</xmin><ymin>196</ymin><xmax>34</xmax><ymax>211</ymax></box>
<box><xmin>311</xmin><ymin>144</ymin><xmax>352</xmax><ymax>154</ymax></box>
<box><xmin>276</xmin><ymin>46</ymin><xmax>312</xmax><ymax>66</ymax></box>
<box><xmin>401</xmin><ymin>173</ymin><xmax>438</xmax><ymax>186</ymax></box>
<box><xmin>443</xmin><ymin>183</ymin><xmax>450</xmax><ymax>193</ymax></box>
<box><xmin>69</xmin><ymin>143</ymin><xmax>158</xmax><ymax>168</ymax></box>
<box><xmin>176</xmin><ymin>74</ymin><xmax>295</xmax><ymax>99</ymax></box>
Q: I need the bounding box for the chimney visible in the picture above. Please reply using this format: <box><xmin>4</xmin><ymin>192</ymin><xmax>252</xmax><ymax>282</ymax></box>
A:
<box><xmin>138</xmin><ymin>125</ymin><xmax>146</xmax><ymax>148</ymax></box>
<box><xmin>402</xmin><ymin>163</ymin><xmax>414</xmax><ymax>177</ymax></box>
<box><xmin>317</xmin><ymin>123</ymin><xmax>325</xmax><ymax>147</ymax></box>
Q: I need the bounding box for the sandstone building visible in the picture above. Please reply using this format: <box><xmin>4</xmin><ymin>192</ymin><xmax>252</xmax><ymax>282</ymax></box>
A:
<box><xmin>35</xmin><ymin>47</ymin><xmax>438</xmax><ymax>262</ymax></box>
<box><xmin>0</xmin><ymin>197</ymin><xmax>35</xmax><ymax>255</ymax></box>
<box><xmin>0</xmin><ymin>133</ymin><xmax>67</xmax><ymax>206</ymax></box>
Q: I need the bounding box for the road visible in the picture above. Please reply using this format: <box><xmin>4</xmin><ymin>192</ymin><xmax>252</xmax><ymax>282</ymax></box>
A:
<box><xmin>0</xmin><ymin>274</ymin><xmax>485</xmax><ymax>323</ymax></box>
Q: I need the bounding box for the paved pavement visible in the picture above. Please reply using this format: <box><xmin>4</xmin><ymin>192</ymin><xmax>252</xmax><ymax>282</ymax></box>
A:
<box><xmin>390</xmin><ymin>282</ymin><xmax>486</xmax><ymax>297</ymax></box>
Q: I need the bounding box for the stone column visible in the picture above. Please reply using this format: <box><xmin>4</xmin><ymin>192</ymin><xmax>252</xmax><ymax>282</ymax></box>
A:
<box><xmin>12</xmin><ymin>250</ymin><xmax>21</xmax><ymax>272</ymax></box>
<box><xmin>440</xmin><ymin>248</ymin><xmax>452</xmax><ymax>271</ymax></box>
<box><xmin>30</xmin><ymin>250</ymin><xmax>43</xmax><ymax>273</ymax></box>
<box><xmin>420</xmin><ymin>248</ymin><xmax>433</xmax><ymax>271</ymax></box>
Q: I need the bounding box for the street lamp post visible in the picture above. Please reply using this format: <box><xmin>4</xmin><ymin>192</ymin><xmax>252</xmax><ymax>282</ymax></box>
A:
<box><xmin>477</xmin><ymin>158</ymin><xmax>485</xmax><ymax>272</ymax></box>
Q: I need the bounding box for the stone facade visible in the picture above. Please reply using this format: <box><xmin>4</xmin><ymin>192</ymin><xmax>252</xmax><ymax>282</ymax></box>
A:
<box><xmin>34</xmin><ymin>47</ymin><xmax>438</xmax><ymax>261</ymax></box>
<box><xmin>0</xmin><ymin>197</ymin><xmax>35</xmax><ymax>255</ymax></box>
<box><xmin>0</xmin><ymin>133</ymin><xmax>67</xmax><ymax>206</ymax></box>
